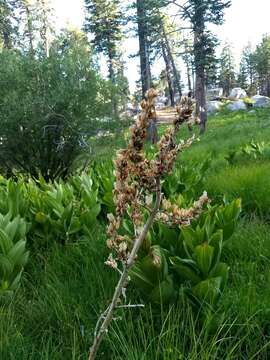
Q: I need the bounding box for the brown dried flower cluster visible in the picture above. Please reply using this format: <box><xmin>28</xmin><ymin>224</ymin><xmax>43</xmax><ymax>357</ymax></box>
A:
<box><xmin>89</xmin><ymin>93</ymin><xmax>210</xmax><ymax>360</ymax></box>
<box><xmin>106</xmin><ymin>90</ymin><xmax>209</xmax><ymax>267</ymax></box>
<box><xmin>176</xmin><ymin>98</ymin><xmax>201</xmax><ymax>130</ymax></box>
<box><xmin>158</xmin><ymin>191</ymin><xmax>209</xmax><ymax>226</ymax></box>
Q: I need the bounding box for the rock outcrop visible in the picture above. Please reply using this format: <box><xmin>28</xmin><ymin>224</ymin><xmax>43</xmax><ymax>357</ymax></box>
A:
<box><xmin>251</xmin><ymin>95</ymin><xmax>270</xmax><ymax>108</ymax></box>
<box><xmin>227</xmin><ymin>101</ymin><xmax>247</xmax><ymax>111</ymax></box>
<box><xmin>207</xmin><ymin>101</ymin><xmax>223</xmax><ymax>114</ymax></box>
<box><xmin>229</xmin><ymin>88</ymin><xmax>247</xmax><ymax>99</ymax></box>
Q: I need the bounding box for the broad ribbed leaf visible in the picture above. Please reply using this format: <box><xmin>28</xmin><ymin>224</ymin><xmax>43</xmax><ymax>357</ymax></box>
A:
<box><xmin>170</xmin><ymin>256</ymin><xmax>201</xmax><ymax>285</ymax></box>
<box><xmin>192</xmin><ymin>277</ymin><xmax>222</xmax><ymax>305</ymax></box>
<box><xmin>0</xmin><ymin>255</ymin><xmax>13</xmax><ymax>276</ymax></box>
<box><xmin>209</xmin><ymin>230</ymin><xmax>223</xmax><ymax>272</ymax></box>
<box><xmin>209</xmin><ymin>262</ymin><xmax>229</xmax><ymax>291</ymax></box>
<box><xmin>0</xmin><ymin>229</ymin><xmax>13</xmax><ymax>254</ymax></box>
<box><xmin>129</xmin><ymin>265</ymin><xmax>154</xmax><ymax>293</ymax></box>
<box><xmin>139</xmin><ymin>246</ymin><xmax>168</xmax><ymax>283</ymax></box>
<box><xmin>9</xmin><ymin>271</ymin><xmax>23</xmax><ymax>290</ymax></box>
<box><xmin>5</xmin><ymin>217</ymin><xmax>20</xmax><ymax>242</ymax></box>
<box><xmin>194</xmin><ymin>243</ymin><xmax>215</xmax><ymax>276</ymax></box>
<box><xmin>181</xmin><ymin>227</ymin><xmax>197</xmax><ymax>251</ymax></box>
<box><xmin>7</xmin><ymin>240</ymin><xmax>28</xmax><ymax>266</ymax></box>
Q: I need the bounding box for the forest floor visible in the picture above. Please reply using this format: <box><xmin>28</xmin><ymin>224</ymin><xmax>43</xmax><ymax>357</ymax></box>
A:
<box><xmin>2</xmin><ymin>107</ymin><xmax>270</xmax><ymax>359</ymax></box>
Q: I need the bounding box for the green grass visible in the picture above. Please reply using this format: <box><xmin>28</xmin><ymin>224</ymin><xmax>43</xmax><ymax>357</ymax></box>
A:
<box><xmin>2</xmin><ymin>107</ymin><xmax>270</xmax><ymax>359</ymax></box>
<box><xmin>180</xmin><ymin>108</ymin><xmax>270</xmax><ymax>161</ymax></box>
<box><xmin>205</xmin><ymin>161</ymin><xmax>270</xmax><ymax>217</ymax></box>
<box><xmin>177</xmin><ymin>108</ymin><xmax>270</xmax><ymax>217</ymax></box>
<box><xmin>0</xmin><ymin>225</ymin><xmax>117</xmax><ymax>360</ymax></box>
<box><xmin>2</xmin><ymin>224</ymin><xmax>270</xmax><ymax>359</ymax></box>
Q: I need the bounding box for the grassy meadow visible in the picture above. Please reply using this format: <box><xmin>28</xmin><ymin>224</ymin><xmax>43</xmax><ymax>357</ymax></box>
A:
<box><xmin>1</xmin><ymin>108</ymin><xmax>270</xmax><ymax>359</ymax></box>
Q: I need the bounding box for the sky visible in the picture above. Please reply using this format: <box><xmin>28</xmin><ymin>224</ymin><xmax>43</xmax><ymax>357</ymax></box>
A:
<box><xmin>52</xmin><ymin>0</ymin><xmax>270</xmax><ymax>92</ymax></box>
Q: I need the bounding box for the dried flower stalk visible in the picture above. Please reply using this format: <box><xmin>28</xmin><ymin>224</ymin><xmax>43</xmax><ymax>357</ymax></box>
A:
<box><xmin>88</xmin><ymin>90</ymin><xmax>209</xmax><ymax>360</ymax></box>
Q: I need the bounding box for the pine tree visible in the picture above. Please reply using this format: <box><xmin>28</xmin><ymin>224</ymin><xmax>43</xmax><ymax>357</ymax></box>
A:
<box><xmin>218</xmin><ymin>42</ymin><xmax>236</xmax><ymax>96</ymax></box>
<box><xmin>36</xmin><ymin>0</ymin><xmax>54</xmax><ymax>57</ymax></box>
<box><xmin>23</xmin><ymin>0</ymin><xmax>34</xmax><ymax>53</ymax></box>
<box><xmin>160</xmin><ymin>19</ymin><xmax>182</xmax><ymax>102</ymax></box>
<box><xmin>182</xmin><ymin>38</ymin><xmax>194</xmax><ymax>94</ymax></box>
<box><xmin>114</xmin><ymin>54</ymin><xmax>130</xmax><ymax>112</ymax></box>
<box><xmin>238</xmin><ymin>43</ymin><xmax>256</xmax><ymax>94</ymax></box>
<box><xmin>84</xmin><ymin>0</ymin><xmax>123</xmax><ymax>114</ymax></box>
<box><xmin>238</xmin><ymin>58</ymin><xmax>248</xmax><ymax>91</ymax></box>
<box><xmin>179</xmin><ymin>0</ymin><xmax>231</xmax><ymax>133</ymax></box>
<box><xmin>0</xmin><ymin>0</ymin><xmax>17</xmax><ymax>49</ymax></box>
<box><xmin>205</xmin><ymin>34</ymin><xmax>219</xmax><ymax>88</ymax></box>
<box><xmin>134</xmin><ymin>1</ymin><xmax>183</xmax><ymax>103</ymax></box>
<box><xmin>132</xmin><ymin>0</ymin><xmax>174</xmax><ymax>142</ymax></box>
<box><xmin>150</xmin><ymin>14</ymin><xmax>183</xmax><ymax>105</ymax></box>
<box><xmin>160</xmin><ymin>37</ymin><xmax>175</xmax><ymax>105</ymax></box>
<box><xmin>254</xmin><ymin>35</ymin><xmax>270</xmax><ymax>96</ymax></box>
<box><xmin>136</xmin><ymin>0</ymin><xmax>152</xmax><ymax>97</ymax></box>
<box><xmin>17</xmin><ymin>0</ymin><xmax>39</xmax><ymax>54</ymax></box>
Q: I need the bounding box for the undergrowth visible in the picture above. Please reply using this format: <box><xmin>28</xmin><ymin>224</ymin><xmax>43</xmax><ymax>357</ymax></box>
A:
<box><xmin>1</xmin><ymin>108</ymin><xmax>270</xmax><ymax>359</ymax></box>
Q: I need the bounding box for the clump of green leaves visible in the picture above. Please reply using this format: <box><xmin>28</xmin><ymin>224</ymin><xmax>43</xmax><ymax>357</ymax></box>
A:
<box><xmin>130</xmin><ymin>194</ymin><xmax>241</xmax><ymax>315</ymax></box>
<box><xmin>0</xmin><ymin>172</ymin><xmax>103</xmax><ymax>249</ymax></box>
<box><xmin>224</xmin><ymin>140</ymin><xmax>267</xmax><ymax>165</ymax></box>
<box><xmin>173</xmin><ymin>200</ymin><xmax>241</xmax><ymax>309</ymax></box>
<box><xmin>163</xmin><ymin>158</ymin><xmax>211</xmax><ymax>202</ymax></box>
<box><xmin>241</xmin><ymin>140</ymin><xmax>266</xmax><ymax>159</ymax></box>
<box><xmin>93</xmin><ymin>161</ymin><xmax>115</xmax><ymax>214</ymax></box>
<box><xmin>0</xmin><ymin>214</ymin><xmax>29</xmax><ymax>296</ymax></box>
<box><xmin>29</xmin><ymin>175</ymin><xmax>101</xmax><ymax>247</ymax></box>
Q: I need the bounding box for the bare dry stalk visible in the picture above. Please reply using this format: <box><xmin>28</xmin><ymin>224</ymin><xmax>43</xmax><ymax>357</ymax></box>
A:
<box><xmin>88</xmin><ymin>90</ymin><xmax>208</xmax><ymax>360</ymax></box>
<box><xmin>88</xmin><ymin>179</ymin><xmax>161</xmax><ymax>360</ymax></box>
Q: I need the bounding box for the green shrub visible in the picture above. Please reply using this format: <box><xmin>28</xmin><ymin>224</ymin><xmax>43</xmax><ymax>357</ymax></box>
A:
<box><xmin>0</xmin><ymin>33</ymin><xmax>112</xmax><ymax>181</ymax></box>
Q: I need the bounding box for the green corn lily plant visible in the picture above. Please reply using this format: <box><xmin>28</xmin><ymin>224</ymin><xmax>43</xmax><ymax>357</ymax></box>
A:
<box><xmin>0</xmin><ymin>213</ymin><xmax>29</xmax><ymax>296</ymax></box>
<box><xmin>130</xmin><ymin>199</ymin><xmax>241</xmax><ymax>311</ymax></box>
<box><xmin>130</xmin><ymin>245</ymin><xmax>174</xmax><ymax>304</ymax></box>
<box><xmin>163</xmin><ymin>158</ymin><xmax>211</xmax><ymax>202</ymax></box>
<box><xmin>93</xmin><ymin>161</ymin><xmax>115</xmax><ymax>214</ymax></box>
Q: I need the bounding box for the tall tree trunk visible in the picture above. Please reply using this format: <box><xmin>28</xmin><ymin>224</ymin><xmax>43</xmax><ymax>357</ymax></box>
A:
<box><xmin>267</xmin><ymin>75</ymin><xmax>270</xmax><ymax>97</ymax></box>
<box><xmin>195</xmin><ymin>65</ymin><xmax>207</xmax><ymax>133</ymax></box>
<box><xmin>136</xmin><ymin>0</ymin><xmax>151</xmax><ymax>98</ymax></box>
<box><xmin>192</xmin><ymin>68</ymin><xmax>196</xmax><ymax>94</ymax></box>
<box><xmin>162</xmin><ymin>24</ymin><xmax>182</xmax><ymax>98</ymax></box>
<box><xmin>161</xmin><ymin>41</ymin><xmax>175</xmax><ymax>106</ymax></box>
<box><xmin>3</xmin><ymin>30</ymin><xmax>12</xmax><ymax>49</ymax></box>
<box><xmin>136</xmin><ymin>0</ymin><xmax>157</xmax><ymax>143</ymax></box>
<box><xmin>25</xmin><ymin>2</ymin><xmax>34</xmax><ymax>54</ymax></box>
<box><xmin>40</xmin><ymin>0</ymin><xmax>50</xmax><ymax>57</ymax></box>
<box><xmin>187</xmin><ymin>62</ymin><xmax>192</xmax><ymax>93</ymax></box>
<box><xmin>108</xmin><ymin>47</ymin><xmax>118</xmax><ymax>117</ymax></box>
<box><xmin>194</xmin><ymin>27</ymin><xmax>207</xmax><ymax>134</ymax></box>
